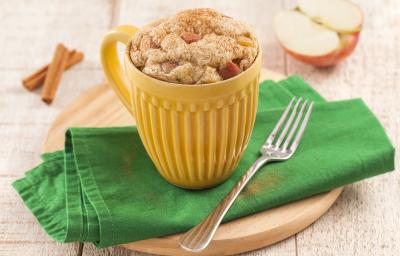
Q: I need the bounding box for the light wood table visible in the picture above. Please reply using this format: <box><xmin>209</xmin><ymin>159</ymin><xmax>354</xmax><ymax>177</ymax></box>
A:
<box><xmin>1</xmin><ymin>1</ymin><xmax>399</xmax><ymax>255</ymax></box>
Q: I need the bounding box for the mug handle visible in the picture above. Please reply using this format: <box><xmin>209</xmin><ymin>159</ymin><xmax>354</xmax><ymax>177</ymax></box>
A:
<box><xmin>100</xmin><ymin>25</ymin><xmax>139</xmax><ymax>114</ymax></box>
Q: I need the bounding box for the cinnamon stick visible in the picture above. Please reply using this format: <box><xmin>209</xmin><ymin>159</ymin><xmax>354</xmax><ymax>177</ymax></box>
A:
<box><xmin>41</xmin><ymin>44</ymin><xmax>69</xmax><ymax>104</ymax></box>
<box><xmin>22</xmin><ymin>49</ymin><xmax>84</xmax><ymax>91</ymax></box>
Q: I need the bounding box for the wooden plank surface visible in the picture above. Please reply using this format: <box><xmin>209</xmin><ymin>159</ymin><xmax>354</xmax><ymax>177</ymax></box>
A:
<box><xmin>0</xmin><ymin>0</ymin><xmax>399</xmax><ymax>256</ymax></box>
<box><xmin>283</xmin><ymin>0</ymin><xmax>400</xmax><ymax>255</ymax></box>
<box><xmin>0</xmin><ymin>1</ymin><xmax>110</xmax><ymax>255</ymax></box>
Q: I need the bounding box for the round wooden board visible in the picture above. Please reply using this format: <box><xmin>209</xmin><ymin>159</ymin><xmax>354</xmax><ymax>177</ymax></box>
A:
<box><xmin>43</xmin><ymin>69</ymin><xmax>343</xmax><ymax>256</ymax></box>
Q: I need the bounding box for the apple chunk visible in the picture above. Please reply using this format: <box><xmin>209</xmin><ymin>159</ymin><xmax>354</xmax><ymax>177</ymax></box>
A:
<box><xmin>274</xmin><ymin>0</ymin><xmax>362</xmax><ymax>67</ymax></box>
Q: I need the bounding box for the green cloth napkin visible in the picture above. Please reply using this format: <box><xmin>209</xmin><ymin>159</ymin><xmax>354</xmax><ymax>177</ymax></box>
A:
<box><xmin>13</xmin><ymin>76</ymin><xmax>395</xmax><ymax>248</ymax></box>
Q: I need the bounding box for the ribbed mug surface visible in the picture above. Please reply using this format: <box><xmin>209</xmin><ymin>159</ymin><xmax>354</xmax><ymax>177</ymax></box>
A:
<box><xmin>125</xmin><ymin>51</ymin><xmax>262</xmax><ymax>189</ymax></box>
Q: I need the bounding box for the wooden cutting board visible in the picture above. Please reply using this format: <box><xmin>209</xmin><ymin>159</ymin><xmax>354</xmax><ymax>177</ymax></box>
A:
<box><xmin>42</xmin><ymin>69</ymin><xmax>343</xmax><ymax>256</ymax></box>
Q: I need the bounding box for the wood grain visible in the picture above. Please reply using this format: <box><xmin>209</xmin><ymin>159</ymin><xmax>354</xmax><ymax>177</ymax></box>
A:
<box><xmin>1</xmin><ymin>0</ymin><xmax>399</xmax><ymax>255</ymax></box>
<box><xmin>0</xmin><ymin>0</ymin><xmax>112</xmax><ymax>70</ymax></box>
<box><xmin>120</xmin><ymin>189</ymin><xmax>342</xmax><ymax>256</ymax></box>
<box><xmin>282</xmin><ymin>0</ymin><xmax>400</xmax><ymax>255</ymax></box>
<box><xmin>0</xmin><ymin>1</ymin><xmax>113</xmax><ymax>255</ymax></box>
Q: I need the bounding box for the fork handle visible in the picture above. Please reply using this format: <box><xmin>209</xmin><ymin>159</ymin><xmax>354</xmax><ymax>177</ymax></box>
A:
<box><xmin>179</xmin><ymin>156</ymin><xmax>270</xmax><ymax>252</ymax></box>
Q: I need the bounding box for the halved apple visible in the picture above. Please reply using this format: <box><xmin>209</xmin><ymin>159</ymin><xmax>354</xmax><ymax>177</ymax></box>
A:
<box><xmin>274</xmin><ymin>0</ymin><xmax>363</xmax><ymax>67</ymax></box>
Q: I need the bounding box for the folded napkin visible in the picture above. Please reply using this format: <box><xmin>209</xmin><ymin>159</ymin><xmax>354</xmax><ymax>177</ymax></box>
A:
<box><xmin>13</xmin><ymin>76</ymin><xmax>395</xmax><ymax>248</ymax></box>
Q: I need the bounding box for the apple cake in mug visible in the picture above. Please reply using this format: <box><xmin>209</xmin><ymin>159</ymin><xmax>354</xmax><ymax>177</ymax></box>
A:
<box><xmin>129</xmin><ymin>8</ymin><xmax>259</xmax><ymax>84</ymax></box>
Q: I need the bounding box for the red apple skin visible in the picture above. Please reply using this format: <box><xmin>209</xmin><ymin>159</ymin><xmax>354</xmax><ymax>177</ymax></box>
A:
<box><xmin>282</xmin><ymin>32</ymin><xmax>360</xmax><ymax>67</ymax></box>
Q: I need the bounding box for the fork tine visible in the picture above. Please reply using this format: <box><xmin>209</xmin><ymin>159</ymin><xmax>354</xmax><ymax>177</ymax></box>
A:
<box><xmin>265</xmin><ymin>97</ymin><xmax>296</xmax><ymax>145</ymax></box>
<box><xmin>282</xmin><ymin>100</ymin><xmax>308</xmax><ymax>150</ymax></box>
<box><xmin>274</xmin><ymin>98</ymin><xmax>302</xmax><ymax>148</ymax></box>
<box><xmin>289</xmin><ymin>102</ymin><xmax>314</xmax><ymax>152</ymax></box>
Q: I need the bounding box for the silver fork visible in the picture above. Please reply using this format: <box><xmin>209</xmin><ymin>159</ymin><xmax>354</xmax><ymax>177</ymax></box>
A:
<box><xmin>179</xmin><ymin>97</ymin><xmax>314</xmax><ymax>252</ymax></box>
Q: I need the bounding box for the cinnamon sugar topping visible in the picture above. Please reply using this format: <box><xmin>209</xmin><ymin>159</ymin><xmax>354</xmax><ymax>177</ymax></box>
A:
<box><xmin>130</xmin><ymin>8</ymin><xmax>258</xmax><ymax>84</ymax></box>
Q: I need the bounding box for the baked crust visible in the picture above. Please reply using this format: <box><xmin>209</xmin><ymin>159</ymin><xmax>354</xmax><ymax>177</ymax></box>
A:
<box><xmin>129</xmin><ymin>8</ymin><xmax>258</xmax><ymax>84</ymax></box>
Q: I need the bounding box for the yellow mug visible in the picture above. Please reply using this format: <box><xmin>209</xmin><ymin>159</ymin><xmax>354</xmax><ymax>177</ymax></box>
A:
<box><xmin>101</xmin><ymin>25</ymin><xmax>262</xmax><ymax>189</ymax></box>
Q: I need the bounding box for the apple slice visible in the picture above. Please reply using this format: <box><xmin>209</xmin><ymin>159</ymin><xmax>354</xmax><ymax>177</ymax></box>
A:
<box><xmin>274</xmin><ymin>0</ymin><xmax>362</xmax><ymax>67</ymax></box>
<box><xmin>274</xmin><ymin>11</ymin><xmax>340</xmax><ymax>57</ymax></box>
<box><xmin>298</xmin><ymin>0</ymin><xmax>363</xmax><ymax>33</ymax></box>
